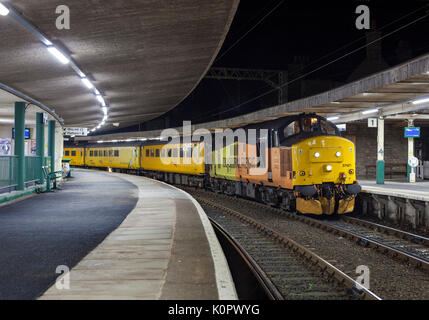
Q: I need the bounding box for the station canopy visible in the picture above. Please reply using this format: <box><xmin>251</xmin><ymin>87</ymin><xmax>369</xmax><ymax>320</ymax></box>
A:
<box><xmin>78</xmin><ymin>52</ymin><xmax>429</xmax><ymax>141</ymax></box>
<box><xmin>0</xmin><ymin>0</ymin><xmax>239</xmax><ymax>129</ymax></box>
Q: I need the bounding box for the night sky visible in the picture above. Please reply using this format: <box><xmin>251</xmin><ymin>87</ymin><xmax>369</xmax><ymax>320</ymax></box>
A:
<box><xmin>105</xmin><ymin>0</ymin><xmax>429</xmax><ymax>134</ymax></box>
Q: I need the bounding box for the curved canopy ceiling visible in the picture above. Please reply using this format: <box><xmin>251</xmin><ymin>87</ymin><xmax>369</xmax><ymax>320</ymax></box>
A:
<box><xmin>0</xmin><ymin>0</ymin><xmax>239</xmax><ymax>129</ymax></box>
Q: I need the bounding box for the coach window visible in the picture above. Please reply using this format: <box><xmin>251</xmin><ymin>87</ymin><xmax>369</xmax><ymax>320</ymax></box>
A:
<box><xmin>161</xmin><ymin>149</ymin><xmax>165</xmax><ymax>157</ymax></box>
<box><xmin>186</xmin><ymin>148</ymin><xmax>192</xmax><ymax>158</ymax></box>
<box><xmin>95</xmin><ymin>150</ymin><xmax>98</xmax><ymax>157</ymax></box>
<box><xmin>180</xmin><ymin>148</ymin><xmax>184</xmax><ymax>158</ymax></box>
<box><xmin>90</xmin><ymin>150</ymin><xmax>93</xmax><ymax>156</ymax></box>
<box><xmin>156</xmin><ymin>149</ymin><xmax>160</xmax><ymax>157</ymax></box>
<box><xmin>104</xmin><ymin>150</ymin><xmax>107</xmax><ymax>157</ymax></box>
<box><xmin>150</xmin><ymin>149</ymin><xmax>155</xmax><ymax>157</ymax></box>
<box><xmin>168</xmin><ymin>149</ymin><xmax>172</xmax><ymax>157</ymax></box>
<box><xmin>173</xmin><ymin>148</ymin><xmax>178</xmax><ymax>157</ymax></box>
<box><xmin>146</xmin><ymin>149</ymin><xmax>149</xmax><ymax>157</ymax></box>
<box><xmin>109</xmin><ymin>150</ymin><xmax>113</xmax><ymax>157</ymax></box>
<box><xmin>114</xmin><ymin>150</ymin><xmax>119</xmax><ymax>157</ymax></box>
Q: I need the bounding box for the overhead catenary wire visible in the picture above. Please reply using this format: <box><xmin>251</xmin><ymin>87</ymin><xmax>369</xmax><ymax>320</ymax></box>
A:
<box><xmin>214</xmin><ymin>0</ymin><xmax>285</xmax><ymax>64</ymax></box>
<box><xmin>204</xmin><ymin>11</ymin><xmax>429</xmax><ymax>120</ymax></box>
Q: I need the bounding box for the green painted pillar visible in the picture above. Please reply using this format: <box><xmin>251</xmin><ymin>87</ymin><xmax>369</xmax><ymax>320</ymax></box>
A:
<box><xmin>376</xmin><ymin>161</ymin><xmax>385</xmax><ymax>184</ymax></box>
<box><xmin>14</xmin><ymin>102</ymin><xmax>26</xmax><ymax>190</ymax></box>
<box><xmin>48</xmin><ymin>120</ymin><xmax>55</xmax><ymax>173</ymax></box>
<box><xmin>36</xmin><ymin>113</ymin><xmax>45</xmax><ymax>183</ymax></box>
<box><xmin>376</xmin><ymin>117</ymin><xmax>384</xmax><ymax>184</ymax></box>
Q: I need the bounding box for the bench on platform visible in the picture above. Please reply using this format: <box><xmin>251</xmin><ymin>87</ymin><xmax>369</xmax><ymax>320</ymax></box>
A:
<box><xmin>365</xmin><ymin>163</ymin><xmax>407</xmax><ymax>179</ymax></box>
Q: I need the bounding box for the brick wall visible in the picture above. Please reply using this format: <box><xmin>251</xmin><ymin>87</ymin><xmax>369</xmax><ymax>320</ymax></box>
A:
<box><xmin>342</xmin><ymin>122</ymin><xmax>408</xmax><ymax>179</ymax></box>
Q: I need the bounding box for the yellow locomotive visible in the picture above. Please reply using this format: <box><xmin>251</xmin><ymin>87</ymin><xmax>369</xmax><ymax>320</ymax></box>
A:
<box><xmin>64</xmin><ymin>114</ymin><xmax>360</xmax><ymax>215</ymax></box>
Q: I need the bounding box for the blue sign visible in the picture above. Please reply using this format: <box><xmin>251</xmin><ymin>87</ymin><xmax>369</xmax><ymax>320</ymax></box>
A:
<box><xmin>404</xmin><ymin>127</ymin><xmax>420</xmax><ymax>138</ymax></box>
<box><xmin>12</xmin><ymin>128</ymin><xmax>31</xmax><ymax>139</ymax></box>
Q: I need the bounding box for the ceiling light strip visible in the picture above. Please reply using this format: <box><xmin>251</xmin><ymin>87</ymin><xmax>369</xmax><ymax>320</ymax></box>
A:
<box><xmin>1</xmin><ymin>2</ymin><xmax>107</xmax><ymax>131</ymax></box>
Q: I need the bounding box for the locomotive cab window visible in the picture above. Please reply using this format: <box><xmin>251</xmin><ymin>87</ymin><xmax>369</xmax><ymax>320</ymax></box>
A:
<box><xmin>65</xmin><ymin>150</ymin><xmax>70</xmax><ymax>156</ymax></box>
<box><xmin>114</xmin><ymin>150</ymin><xmax>119</xmax><ymax>157</ymax></box>
<box><xmin>284</xmin><ymin>121</ymin><xmax>300</xmax><ymax>137</ymax></box>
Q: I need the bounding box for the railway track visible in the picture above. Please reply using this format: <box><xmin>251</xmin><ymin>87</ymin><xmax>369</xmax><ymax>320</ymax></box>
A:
<box><xmin>200</xmin><ymin>197</ymin><xmax>380</xmax><ymax>300</ymax></box>
<box><xmin>186</xmin><ymin>187</ymin><xmax>429</xmax><ymax>273</ymax></box>
<box><xmin>328</xmin><ymin>216</ymin><xmax>429</xmax><ymax>269</ymax></box>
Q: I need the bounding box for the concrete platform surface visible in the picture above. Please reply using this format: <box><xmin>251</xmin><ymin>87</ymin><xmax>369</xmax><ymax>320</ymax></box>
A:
<box><xmin>0</xmin><ymin>169</ymin><xmax>138</xmax><ymax>299</ymax></box>
<box><xmin>39</xmin><ymin>169</ymin><xmax>236</xmax><ymax>300</ymax></box>
<box><xmin>360</xmin><ymin>179</ymin><xmax>429</xmax><ymax>201</ymax></box>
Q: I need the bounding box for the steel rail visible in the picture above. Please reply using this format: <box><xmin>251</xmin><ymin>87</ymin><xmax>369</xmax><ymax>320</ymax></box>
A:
<box><xmin>200</xmin><ymin>190</ymin><xmax>429</xmax><ymax>273</ymax></box>
<box><xmin>341</xmin><ymin>216</ymin><xmax>429</xmax><ymax>247</ymax></box>
<box><xmin>209</xmin><ymin>218</ymin><xmax>284</xmax><ymax>300</ymax></box>
<box><xmin>198</xmin><ymin>196</ymin><xmax>381</xmax><ymax>300</ymax></box>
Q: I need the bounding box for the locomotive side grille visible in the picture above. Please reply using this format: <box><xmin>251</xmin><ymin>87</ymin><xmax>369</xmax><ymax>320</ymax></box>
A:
<box><xmin>280</xmin><ymin>148</ymin><xmax>292</xmax><ymax>177</ymax></box>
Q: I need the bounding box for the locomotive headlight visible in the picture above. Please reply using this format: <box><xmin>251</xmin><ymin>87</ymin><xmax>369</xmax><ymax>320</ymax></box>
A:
<box><xmin>314</xmin><ymin>152</ymin><xmax>320</xmax><ymax>158</ymax></box>
<box><xmin>335</xmin><ymin>151</ymin><xmax>342</xmax><ymax>157</ymax></box>
<box><xmin>325</xmin><ymin>165</ymin><xmax>333</xmax><ymax>172</ymax></box>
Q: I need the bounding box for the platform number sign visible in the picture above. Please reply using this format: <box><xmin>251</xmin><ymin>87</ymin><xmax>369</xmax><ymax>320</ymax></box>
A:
<box><xmin>368</xmin><ymin>118</ymin><xmax>377</xmax><ymax>128</ymax></box>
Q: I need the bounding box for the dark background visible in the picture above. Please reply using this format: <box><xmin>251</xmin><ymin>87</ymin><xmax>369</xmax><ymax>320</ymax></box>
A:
<box><xmin>99</xmin><ymin>0</ymin><xmax>429</xmax><ymax>134</ymax></box>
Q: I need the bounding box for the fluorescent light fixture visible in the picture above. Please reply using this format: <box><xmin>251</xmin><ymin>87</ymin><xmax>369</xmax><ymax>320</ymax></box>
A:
<box><xmin>97</xmin><ymin>140</ymin><xmax>104</xmax><ymax>143</ymax></box>
<box><xmin>362</xmin><ymin>108</ymin><xmax>378</xmax><ymax>115</ymax></box>
<box><xmin>102</xmin><ymin>107</ymin><xmax>107</xmax><ymax>115</ymax></box>
<box><xmin>81</xmin><ymin>77</ymin><xmax>94</xmax><ymax>89</ymax></box>
<box><xmin>0</xmin><ymin>2</ymin><xmax>9</xmax><ymax>16</ymax></box>
<box><xmin>97</xmin><ymin>125</ymin><xmax>101</xmax><ymax>129</ymax></box>
<box><xmin>47</xmin><ymin>46</ymin><xmax>70</xmax><ymax>64</ymax></box>
<box><xmin>94</xmin><ymin>88</ymin><xmax>100</xmax><ymax>95</ymax></box>
<box><xmin>327</xmin><ymin>116</ymin><xmax>339</xmax><ymax>121</ymax></box>
<box><xmin>412</xmin><ymin>97</ymin><xmax>429</xmax><ymax>105</ymax></box>
<box><xmin>96</xmin><ymin>95</ymin><xmax>106</xmax><ymax>106</ymax></box>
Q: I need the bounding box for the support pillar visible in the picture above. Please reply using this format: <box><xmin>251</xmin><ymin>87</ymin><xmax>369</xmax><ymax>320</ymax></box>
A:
<box><xmin>407</xmin><ymin>119</ymin><xmax>415</xmax><ymax>182</ymax></box>
<box><xmin>48</xmin><ymin>120</ymin><xmax>55</xmax><ymax>174</ymax></box>
<box><xmin>36</xmin><ymin>113</ymin><xmax>45</xmax><ymax>184</ymax></box>
<box><xmin>376</xmin><ymin>117</ymin><xmax>384</xmax><ymax>184</ymax></box>
<box><xmin>14</xmin><ymin>102</ymin><xmax>26</xmax><ymax>190</ymax></box>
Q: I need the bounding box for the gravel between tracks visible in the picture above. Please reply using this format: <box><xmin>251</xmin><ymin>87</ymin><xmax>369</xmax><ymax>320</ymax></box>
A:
<box><xmin>187</xmin><ymin>189</ymin><xmax>429</xmax><ymax>300</ymax></box>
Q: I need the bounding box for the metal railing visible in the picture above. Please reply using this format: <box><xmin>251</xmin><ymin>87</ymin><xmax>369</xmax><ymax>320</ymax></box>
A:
<box><xmin>0</xmin><ymin>156</ymin><xmax>18</xmax><ymax>193</ymax></box>
<box><xmin>0</xmin><ymin>155</ymin><xmax>54</xmax><ymax>194</ymax></box>
<box><xmin>25</xmin><ymin>156</ymin><xmax>41</xmax><ymax>183</ymax></box>
<box><xmin>44</xmin><ymin>156</ymin><xmax>51</xmax><ymax>172</ymax></box>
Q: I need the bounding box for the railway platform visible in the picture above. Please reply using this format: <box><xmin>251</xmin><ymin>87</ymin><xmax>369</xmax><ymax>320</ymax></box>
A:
<box><xmin>360</xmin><ymin>179</ymin><xmax>429</xmax><ymax>202</ymax></box>
<box><xmin>0</xmin><ymin>168</ymin><xmax>235</xmax><ymax>300</ymax></box>
<box><xmin>358</xmin><ymin>179</ymin><xmax>429</xmax><ymax>230</ymax></box>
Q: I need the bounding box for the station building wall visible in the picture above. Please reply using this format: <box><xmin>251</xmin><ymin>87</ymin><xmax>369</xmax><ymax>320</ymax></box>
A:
<box><xmin>342</xmin><ymin>122</ymin><xmax>408</xmax><ymax>179</ymax></box>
